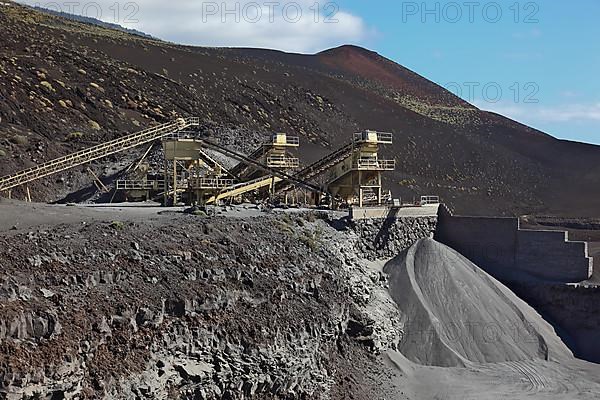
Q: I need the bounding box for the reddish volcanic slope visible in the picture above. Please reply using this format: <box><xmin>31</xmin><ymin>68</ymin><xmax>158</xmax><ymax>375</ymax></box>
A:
<box><xmin>317</xmin><ymin>45</ymin><xmax>469</xmax><ymax>107</ymax></box>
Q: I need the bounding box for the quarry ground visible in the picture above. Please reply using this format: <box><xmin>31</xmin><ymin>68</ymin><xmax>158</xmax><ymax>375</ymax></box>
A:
<box><xmin>1</xmin><ymin>199</ymin><xmax>600</xmax><ymax>399</ymax></box>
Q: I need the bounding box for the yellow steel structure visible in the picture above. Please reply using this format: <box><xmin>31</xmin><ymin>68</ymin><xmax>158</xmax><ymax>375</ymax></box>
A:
<box><xmin>232</xmin><ymin>133</ymin><xmax>300</xmax><ymax>178</ymax></box>
<box><xmin>325</xmin><ymin>130</ymin><xmax>395</xmax><ymax>207</ymax></box>
<box><xmin>183</xmin><ymin>133</ymin><xmax>300</xmax><ymax>205</ymax></box>
<box><xmin>1</xmin><ymin>116</ymin><xmax>396</xmax><ymax>209</ymax></box>
<box><xmin>161</xmin><ymin>137</ymin><xmax>235</xmax><ymax>205</ymax></box>
<box><xmin>265</xmin><ymin>133</ymin><xmax>300</xmax><ymax>169</ymax></box>
<box><xmin>155</xmin><ymin>133</ymin><xmax>321</xmax><ymax>206</ymax></box>
<box><xmin>0</xmin><ymin>117</ymin><xmax>199</xmax><ymax>193</ymax></box>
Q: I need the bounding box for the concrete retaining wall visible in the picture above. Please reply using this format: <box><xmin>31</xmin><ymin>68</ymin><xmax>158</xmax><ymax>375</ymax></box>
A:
<box><xmin>435</xmin><ymin>205</ymin><xmax>593</xmax><ymax>282</ymax></box>
<box><xmin>434</xmin><ymin>207</ymin><xmax>518</xmax><ymax>276</ymax></box>
<box><xmin>516</xmin><ymin>230</ymin><xmax>592</xmax><ymax>281</ymax></box>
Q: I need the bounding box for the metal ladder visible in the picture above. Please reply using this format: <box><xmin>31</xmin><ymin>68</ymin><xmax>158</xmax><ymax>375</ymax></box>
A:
<box><xmin>0</xmin><ymin>117</ymin><xmax>200</xmax><ymax>192</ymax></box>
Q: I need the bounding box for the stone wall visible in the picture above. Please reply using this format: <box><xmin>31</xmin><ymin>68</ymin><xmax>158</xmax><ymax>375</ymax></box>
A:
<box><xmin>510</xmin><ymin>283</ymin><xmax>600</xmax><ymax>363</ymax></box>
<box><xmin>350</xmin><ymin>216</ymin><xmax>438</xmax><ymax>260</ymax></box>
<box><xmin>435</xmin><ymin>205</ymin><xmax>593</xmax><ymax>283</ymax></box>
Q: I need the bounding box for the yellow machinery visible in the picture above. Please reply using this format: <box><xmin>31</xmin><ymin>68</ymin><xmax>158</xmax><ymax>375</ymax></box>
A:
<box><xmin>0</xmin><ymin>117</ymin><xmax>399</xmax><ymax>209</ymax></box>
<box><xmin>325</xmin><ymin>130</ymin><xmax>395</xmax><ymax>207</ymax></box>
<box><xmin>160</xmin><ymin>133</ymin><xmax>301</xmax><ymax>205</ymax></box>
<box><xmin>265</xmin><ymin>133</ymin><xmax>300</xmax><ymax>169</ymax></box>
<box><xmin>162</xmin><ymin>137</ymin><xmax>234</xmax><ymax>205</ymax></box>
<box><xmin>206</xmin><ymin>176</ymin><xmax>283</xmax><ymax>204</ymax></box>
<box><xmin>233</xmin><ymin>133</ymin><xmax>299</xmax><ymax>179</ymax></box>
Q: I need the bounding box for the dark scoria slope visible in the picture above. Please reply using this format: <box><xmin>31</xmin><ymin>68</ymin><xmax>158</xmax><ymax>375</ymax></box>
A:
<box><xmin>1</xmin><ymin>1</ymin><xmax>599</xmax><ymax>216</ymax></box>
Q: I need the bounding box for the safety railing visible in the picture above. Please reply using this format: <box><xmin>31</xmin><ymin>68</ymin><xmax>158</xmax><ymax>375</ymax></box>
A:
<box><xmin>420</xmin><ymin>195</ymin><xmax>440</xmax><ymax>205</ymax></box>
<box><xmin>353</xmin><ymin>131</ymin><xmax>393</xmax><ymax>145</ymax></box>
<box><xmin>353</xmin><ymin>158</ymin><xmax>396</xmax><ymax>170</ymax></box>
<box><xmin>188</xmin><ymin>178</ymin><xmax>236</xmax><ymax>190</ymax></box>
<box><xmin>271</xmin><ymin>134</ymin><xmax>300</xmax><ymax>146</ymax></box>
<box><xmin>266</xmin><ymin>156</ymin><xmax>300</xmax><ymax>168</ymax></box>
<box><xmin>116</xmin><ymin>180</ymin><xmax>165</xmax><ymax>190</ymax></box>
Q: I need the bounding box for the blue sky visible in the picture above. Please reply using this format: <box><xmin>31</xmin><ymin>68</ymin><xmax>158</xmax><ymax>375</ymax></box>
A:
<box><xmin>18</xmin><ymin>0</ymin><xmax>600</xmax><ymax>144</ymax></box>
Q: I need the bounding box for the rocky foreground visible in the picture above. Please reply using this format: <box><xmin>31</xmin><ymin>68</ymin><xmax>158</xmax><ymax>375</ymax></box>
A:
<box><xmin>0</xmin><ymin>208</ymin><xmax>426</xmax><ymax>399</ymax></box>
<box><xmin>2</xmin><ymin>204</ymin><xmax>600</xmax><ymax>399</ymax></box>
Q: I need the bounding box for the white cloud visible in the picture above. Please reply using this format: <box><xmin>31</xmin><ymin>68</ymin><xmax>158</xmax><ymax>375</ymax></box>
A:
<box><xmin>476</xmin><ymin>101</ymin><xmax>600</xmax><ymax>123</ymax></box>
<box><xmin>17</xmin><ymin>0</ymin><xmax>372</xmax><ymax>53</ymax></box>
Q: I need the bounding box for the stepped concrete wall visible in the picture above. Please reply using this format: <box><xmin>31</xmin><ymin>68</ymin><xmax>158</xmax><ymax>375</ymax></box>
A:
<box><xmin>434</xmin><ymin>205</ymin><xmax>593</xmax><ymax>283</ymax></box>
<box><xmin>516</xmin><ymin>230</ymin><xmax>592</xmax><ymax>281</ymax></box>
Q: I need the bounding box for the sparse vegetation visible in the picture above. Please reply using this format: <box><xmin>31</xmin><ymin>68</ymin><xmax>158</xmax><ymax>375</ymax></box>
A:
<box><xmin>276</xmin><ymin>220</ymin><xmax>293</xmax><ymax>234</ymax></box>
<box><xmin>10</xmin><ymin>135</ymin><xmax>28</xmax><ymax>146</ymax></box>
<box><xmin>109</xmin><ymin>221</ymin><xmax>125</xmax><ymax>230</ymax></box>
<box><xmin>40</xmin><ymin>80</ymin><xmax>54</xmax><ymax>92</ymax></box>
<box><xmin>89</xmin><ymin>82</ymin><xmax>104</xmax><ymax>92</ymax></box>
<box><xmin>299</xmin><ymin>227</ymin><xmax>323</xmax><ymax>251</ymax></box>
<box><xmin>280</xmin><ymin>212</ymin><xmax>293</xmax><ymax>225</ymax></box>
<box><xmin>65</xmin><ymin>132</ymin><xmax>83</xmax><ymax>141</ymax></box>
<box><xmin>88</xmin><ymin>120</ymin><xmax>101</xmax><ymax>130</ymax></box>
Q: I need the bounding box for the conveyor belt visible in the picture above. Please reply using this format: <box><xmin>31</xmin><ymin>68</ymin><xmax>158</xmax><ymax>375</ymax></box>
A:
<box><xmin>228</xmin><ymin>144</ymin><xmax>269</xmax><ymax>176</ymax></box>
<box><xmin>0</xmin><ymin>117</ymin><xmax>200</xmax><ymax>192</ymax></box>
<box><xmin>199</xmin><ymin>140</ymin><xmax>323</xmax><ymax>193</ymax></box>
<box><xmin>277</xmin><ymin>142</ymin><xmax>354</xmax><ymax>193</ymax></box>
<box><xmin>206</xmin><ymin>176</ymin><xmax>282</xmax><ymax>204</ymax></box>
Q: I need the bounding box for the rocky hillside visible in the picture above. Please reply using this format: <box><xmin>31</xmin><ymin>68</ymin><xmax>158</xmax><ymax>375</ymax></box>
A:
<box><xmin>1</xmin><ymin>1</ymin><xmax>600</xmax><ymax>216</ymax></box>
<box><xmin>2</xmin><ymin>201</ymin><xmax>600</xmax><ymax>399</ymax></box>
<box><xmin>0</xmin><ymin>204</ymin><xmax>423</xmax><ymax>399</ymax></box>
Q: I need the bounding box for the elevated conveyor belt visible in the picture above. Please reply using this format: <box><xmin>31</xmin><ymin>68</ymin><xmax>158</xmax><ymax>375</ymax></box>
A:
<box><xmin>277</xmin><ymin>142</ymin><xmax>354</xmax><ymax>193</ymax></box>
<box><xmin>228</xmin><ymin>144</ymin><xmax>269</xmax><ymax>176</ymax></box>
<box><xmin>197</xmin><ymin>149</ymin><xmax>235</xmax><ymax>178</ymax></box>
<box><xmin>206</xmin><ymin>176</ymin><xmax>282</xmax><ymax>204</ymax></box>
<box><xmin>0</xmin><ymin>117</ymin><xmax>200</xmax><ymax>192</ymax></box>
<box><xmin>199</xmin><ymin>140</ymin><xmax>323</xmax><ymax>194</ymax></box>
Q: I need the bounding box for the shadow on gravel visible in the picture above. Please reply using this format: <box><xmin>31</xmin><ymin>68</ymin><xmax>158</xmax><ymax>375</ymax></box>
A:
<box><xmin>54</xmin><ymin>170</ymin><xmax>123</xmax><ymax>204</ymax></box>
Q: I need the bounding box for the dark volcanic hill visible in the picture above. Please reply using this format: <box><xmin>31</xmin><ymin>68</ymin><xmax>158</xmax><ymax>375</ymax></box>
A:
<box><xmin>1</xmin><ymin>1</ymin><xmax>599</xmax><ymax>216</ymax></box>
<box><xmin>31</xmin><ymin>6</ymin><xmax>156</xmax><ymax>39</ymax></box>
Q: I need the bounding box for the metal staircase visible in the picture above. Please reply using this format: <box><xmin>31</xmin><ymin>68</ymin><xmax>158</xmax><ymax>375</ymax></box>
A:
<box><xmin>0</xmin><ymin>117</ymin><xmax>200</xmax><ymax>192</ymax></box>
